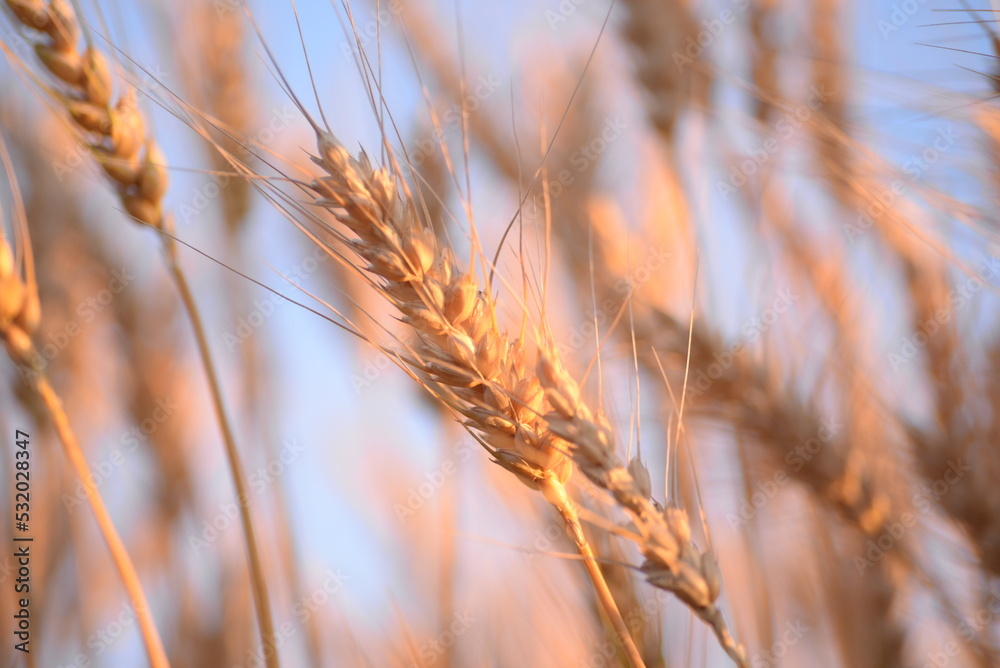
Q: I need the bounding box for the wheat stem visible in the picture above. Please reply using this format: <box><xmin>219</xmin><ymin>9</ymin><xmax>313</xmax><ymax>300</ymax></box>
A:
<box><xmin>21</xmin><ymin>351</ymin><xmax>169</xmax><ymax>668</ymax></box>
<box><xmin>541</xmin><ymin>477</ymin><xmax>646</xmax><ymax>668</ymax></box>
<box><xmin>163</xmin><ymin>230</ymin><xmax>279</xmax><ymax>668</ymax></box>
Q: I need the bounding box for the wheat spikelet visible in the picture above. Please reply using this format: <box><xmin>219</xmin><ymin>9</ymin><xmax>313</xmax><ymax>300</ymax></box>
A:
<box><xmin>309</xmin><ymin>131</ymin><xmax>572</xmax><ymax>484</ymax></box>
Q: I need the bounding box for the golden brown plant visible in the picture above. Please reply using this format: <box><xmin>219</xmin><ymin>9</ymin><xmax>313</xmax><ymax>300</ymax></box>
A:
<box><xmin>297</xmin><ymin>123</ymin><xmax>745</xmax><ymax>664</ymax></box>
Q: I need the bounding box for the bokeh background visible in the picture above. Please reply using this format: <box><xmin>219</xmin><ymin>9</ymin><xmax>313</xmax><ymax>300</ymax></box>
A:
<box><xmin>1</xmin><ymin>0</ymin><xmax>1000</xmax><ymax>666</ymax></box>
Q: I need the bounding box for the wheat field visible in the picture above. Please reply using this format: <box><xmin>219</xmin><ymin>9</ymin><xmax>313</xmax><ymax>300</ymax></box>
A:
<box><xmin>0</xmin><ymin>1</ymin><xmax>998</xmax><ymax>667</ymax></box>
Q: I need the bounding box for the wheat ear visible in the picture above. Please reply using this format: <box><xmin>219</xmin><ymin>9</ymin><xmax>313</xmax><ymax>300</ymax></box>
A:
<box><xmin>2</xmin><ymin>2</ymin><xmax>279</xmax><ymax>665</ymax></box>
<box><xmin>302</xmin><ymin>129</ymin><xmax>745</xmax><ymax>666</ymax></box>
<box><xmin>307</xmin><ymin>129</ymin><xmax>643</xmax><ymax>666</ymax></box>
<box><xmin>619</xmin><ymin>0</ymin><xmax>713</xmax><ymax>143</ymax></box>
<box><xmin>177</xmin><ymin>0</ymin><xmax>253</xmax><ymax>236</ymax></box>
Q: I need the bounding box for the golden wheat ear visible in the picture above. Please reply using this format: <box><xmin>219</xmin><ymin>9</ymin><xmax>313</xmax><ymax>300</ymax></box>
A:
<box><xmin>283</xmin><ymin>115</ymin><xmax>748</xmax><ymax>664</ymax></box>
